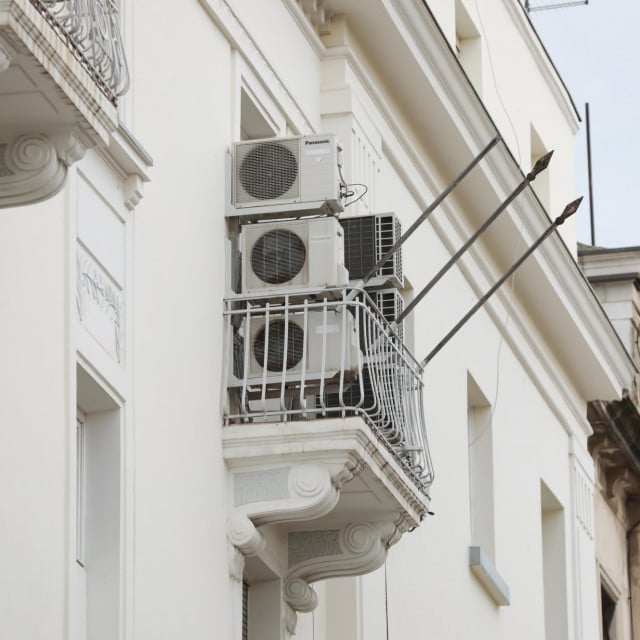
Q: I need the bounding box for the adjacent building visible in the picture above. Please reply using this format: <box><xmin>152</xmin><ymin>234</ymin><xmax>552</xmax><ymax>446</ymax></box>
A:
<box><xmin>580</xmin><ymin>245</ymin><xmax>640</xmax><ymax>640</ymax></box>
<box><xmin>1</xmin><ymin>1</ymin><xmax>636</xmax><ymax>639</ymax></box>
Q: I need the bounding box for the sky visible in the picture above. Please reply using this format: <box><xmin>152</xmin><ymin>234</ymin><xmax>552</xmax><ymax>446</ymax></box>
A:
<box><xmin>527</xmin><ymin>0</ymin><xmax>640</xmax><ymax>248</ymax></box>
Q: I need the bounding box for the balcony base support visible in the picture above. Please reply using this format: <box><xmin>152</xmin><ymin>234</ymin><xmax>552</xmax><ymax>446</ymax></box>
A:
<box><xmin>224</xmin><ymin>417</ymin><xmax>431</xmax><ymax>636</ymax></box>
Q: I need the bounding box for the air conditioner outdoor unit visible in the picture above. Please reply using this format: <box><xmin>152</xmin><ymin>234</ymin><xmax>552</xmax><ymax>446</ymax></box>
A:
<box><xmin>340</xmin><ymin>213</ymin><xmax>404</xmax><ymax>289</ymax></box>
<box><xmin>228</xmin><ymin>134</ymin><xmax>344</xmax><ymax>219</ymax></box>
<box><xmin>244</xmin><ymin>310</ymin><xmax>360</xmax><ymax>389</ymax></box>
<box><xmin>241</xmin><ymin>217</ymin><xmax>349</xmax><ymax>295</ymax></box>
<box><xmin>370</xmin><ymin>289</ymin><xmax>404</xmax><ymax>342</ymax></box>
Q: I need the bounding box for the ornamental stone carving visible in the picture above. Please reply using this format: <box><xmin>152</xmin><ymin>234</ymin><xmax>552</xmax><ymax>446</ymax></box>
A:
<box><xmin>0</xmin><ymin>131</ymin><xmax>87</xmax><ymax>208</ymax></box>
<box><xmin>233</xmin><ymin>464</ymin><xmax>340</xmax><ymax>526</ymax></box>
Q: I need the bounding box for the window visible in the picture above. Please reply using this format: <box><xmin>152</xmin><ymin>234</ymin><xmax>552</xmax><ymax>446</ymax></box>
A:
<box><xmin>76</xmin><ymin>414</ymin><xmax>86</xmax><ymax>566</ymax></box>
<box><xmin>467</xmin><ymin>374</ymin><xmax>495</xmax><ymax>559</ymax></box>
<box><xmin>74</xmin><ymin>365</ymin><xmax>121</xmax><ymax>640</ymax></box>
<box><xmin>455</xmin><ymin>0</ymin><xmax>482</xmax><ymax>92</ymax></box>
<box><xmin>541</xmin><ymin>481</ymin><xmax>568</xmax><ymax>640</ymax></box>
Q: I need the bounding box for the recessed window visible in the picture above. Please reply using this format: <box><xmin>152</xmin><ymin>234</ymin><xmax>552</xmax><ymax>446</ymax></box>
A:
<box><xmin>541</xmin><ymin>481</ymin><xmax>568</xmax><ymax>639</ymax></box>
<box><xmin>455</xmin><ymin>1</ymin><xmax>482</xmax><ymax>92</ymax></box>
<box><xmin>467</xmin><ymin>374</ymin><xmax>494</xmax><ymax>559</ymax></box>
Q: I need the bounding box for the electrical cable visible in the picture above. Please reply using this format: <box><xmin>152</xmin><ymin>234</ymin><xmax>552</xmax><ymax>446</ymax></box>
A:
<box><xmin>384</xmin><ymin>562</ymin><xmax>390</xmax><ymax>640</ymax></box>
<box><xmin>473</xmin><ymin>0</ymin><xmax>522</xmax><ymax>163</ymax></box>
<box><xmin>467</xmin><ymin>1</ymin><xmax>527</xmax><ymax>447</ymax></box>
<box><xmin>344</xmin><ymin>183</ymin><xmax>369</xmax><ymax>208</ymax></box>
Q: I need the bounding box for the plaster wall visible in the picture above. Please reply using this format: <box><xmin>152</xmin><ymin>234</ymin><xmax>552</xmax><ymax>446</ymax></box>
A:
<box><xmin>0</xmin><ymin>1</ymin><xmax>611</xmax><ymax>639</ymax></box>
<box><xmin>0</xmin><ymin>192</ymin><xmax>69</xmax><ymax>639</ymax></box>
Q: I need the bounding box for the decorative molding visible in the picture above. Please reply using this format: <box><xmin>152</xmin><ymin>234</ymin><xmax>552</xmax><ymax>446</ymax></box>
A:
<box><xmin>298</xmin><ymin>0</ymin><xmax>333</xmax><ymax>35</ymax></box>
<box><xmin>234</xmin><ymin>467</ymin><xmax>291</xmax><ymax>506</ymax></box>
<box><xmin>198</xmin><ymin>0</ymin><xmax>314</xmax><ymax>135</ymax></box>
<box><xmin>227</xmin><ymin>542</ymin><xmax>246</xmax><ymax>583</ymax></box>
<box><xmin>288</xmin><ymin>530</ymin><xmax>341</xmax><ymax>567</ymax></box>
<box><xmin>282</xmin><ymin>601</ymin><xmax>298</xmax><ymax>638</ymax></box>
<box><xmin>572</xmin><ymin>456</ymin><xmax>594</xmax><ymax>539</ymax></box>
<box><xmin>222</xmin><ymin>419</ymin><xmax>430</xmax><ymax>526</ymax></box>
<box><xmin>123</xmin><ymin>174</ymin><xmax>144</xmax><ymax>210</ymax></box>
<box><xmin>284</xmin><ymin>521</ymin><xmax>397</xmax><ymax>606</ymax></box>
<box><xmin>0</xmin><ymin>33</ymin><xmax>17</xmax><ymax>72</ymax></box>
<box><xmin>232</xmin><ymin>464</ymin><xmax>340</xmax><ymax>526</ymax></box>
<box><xmin>227</xmin><ymin>513</ymin><xmax>266</xmax><ymax>557</ymax></box>
<box><xmin>6</xmin><ymin>0</ymin><xmax>117</xmax><ymax>142</ymax></box>
<box><xmin>0</xmin><ymin>134</ymin><xmax>66</xmax><ymax>207</ymax></box>
<box><xmin>51</xmin><ymin>129</ymin><xmax>87</xmax><ymax>166</ymax></box>
<box><xmin>76</xmin><ymin>243</ymin><xmax>124</xmax><ymax>365</ymax></box>
<box><xmin>283</xmin><ymin>577</ymin><xmax>317</xmax><ymax>613</ymax></box>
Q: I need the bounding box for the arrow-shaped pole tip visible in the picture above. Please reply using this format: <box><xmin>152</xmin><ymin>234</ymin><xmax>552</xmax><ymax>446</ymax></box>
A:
<box><xmin>527</xmin><ymin>150</ymin><xmax>554</xmax><ymax>181</ymax></box>
<box><xmin>555</xmin><ymin>196</ymin><xmax>583</xmax><ymax>225</ymax></box>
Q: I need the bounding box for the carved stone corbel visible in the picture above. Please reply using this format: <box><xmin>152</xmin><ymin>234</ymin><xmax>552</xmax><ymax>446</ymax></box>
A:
<box><xmin>226</xmin><ymin>512</ymin><xmax>266</xmax><ymax>580</ymax></box>
<box><xmin>232</xmin><ymin>463</ymin><xmax>342</xmax><ymax>526</ymax></box>
<box><xmin>0</xmin><ymin>130</ymin><xmax>87</xmax><ymax>208</ymax></box>
<box><xmin>283</xmin><ymin>520</ymin><xmax>400</xmax><ymax>616</ymax></box>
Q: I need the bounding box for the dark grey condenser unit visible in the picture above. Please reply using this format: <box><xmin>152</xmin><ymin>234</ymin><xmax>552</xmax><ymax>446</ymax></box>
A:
<box><xmin>339</xmin><ymin>213</ymin><xmax>403</xmax><ymax>289</ymax></box>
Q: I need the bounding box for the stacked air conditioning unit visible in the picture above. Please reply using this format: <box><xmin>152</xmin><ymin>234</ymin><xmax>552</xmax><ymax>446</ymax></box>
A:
<box><xmin>228</xmin><ymin>134</ymin><xmax>345</xmax><ymax>220</ymax></box>
<box><xmin>314</xmin><ymin>214</ymin><xmax>407</xmax><ymax>422</ymax></box>
<box><xmin>227</xmin><ymin>134</ymin><xmax>364</xmax><ymax>396</ymax></box>
<box><xmin>245</xmin><ymin>310</ymin><xmax>359</xmax><ymax>390</ymax></box>
<box><xmin>240</xmin><ymin>217</ymin><xmax>348</xmax><ymax>295</ymax></box>
<box><xmin>340</xmin><ymin>213</ymin><xmax>404</xmax><ymax>289</ymax></box>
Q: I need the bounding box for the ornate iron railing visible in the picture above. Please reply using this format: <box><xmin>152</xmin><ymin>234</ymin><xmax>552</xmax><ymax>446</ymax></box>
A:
<box><xmin>223</xmin><ymin>288</ymin><xmax>434</xmax><ymax>489</ymax></box>
<box><xmin>31</xmin><ymin>0</ymin><xmax>129</xmax><ymax>103</ymax></box>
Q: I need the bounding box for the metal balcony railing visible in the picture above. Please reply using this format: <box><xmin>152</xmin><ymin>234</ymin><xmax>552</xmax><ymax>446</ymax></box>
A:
<box><xmin>30</xmin><ymin>0</ymin><xmax>129</xmax><ymax>103</ymax></box>
<box><xmin>223</xmin><ymin>289</ymin><xmax>434</xmax><ymax>490</ymax></box>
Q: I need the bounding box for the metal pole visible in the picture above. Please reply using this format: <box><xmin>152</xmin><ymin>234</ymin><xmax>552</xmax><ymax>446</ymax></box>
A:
<box><xmin>346</xmin><ymin>136</ymin><xmax>501</xmax><ymax>301</ymax></box>
<box><xmin>586</xmin><ymin>102</ymin><xmax>596</xmax><ymax>245</ymax></box>
<box><xmin>420</xmin><ymin>197</ymin><xmax>583</xmax><ymax>367</ymax></box>
<box><xmin>395</xmin><ymin>151</ymin><xmax>553</xmax><ymax>325</ymax></box>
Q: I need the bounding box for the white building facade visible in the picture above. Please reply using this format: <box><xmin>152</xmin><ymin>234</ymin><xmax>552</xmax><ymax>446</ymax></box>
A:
<box><xmin>0</xmin><ymin>1</ymin><xmax>636</xmax><ymax>639</ymax></box>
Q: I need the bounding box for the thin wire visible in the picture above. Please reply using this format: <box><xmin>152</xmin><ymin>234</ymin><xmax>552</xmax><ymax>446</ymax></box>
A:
<box><xmin>344</xmin><ymin>183</ymin><xmax>369</xmax><ymax>208</ymax></box>
<box><xmin>384</xmin><ymin>562</ymin><xmax>390</xmax><ymax>640</ymax></box>
<box><xmin>467</xmin><ymin>1</ymin><xmax>526</xmax><ymax>447</ymax></box>
<box><xmin>472</xmin><ymin>0</ymin><xmax>522</xmax><ymax>163</ymax></box>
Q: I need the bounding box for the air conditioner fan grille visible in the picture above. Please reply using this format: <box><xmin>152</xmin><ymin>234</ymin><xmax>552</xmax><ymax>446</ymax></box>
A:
<box><xmin>250</xmin><ymin>229</ymin><xmax>307</xmax><ymax>284</ymax></box>
<box><xmin>238</xmin><ymin>141</ymin><xmax>299</xmax><ymax>201</ymax></box>
<box><xmin>254</xmin><ymin>319</ymin><xmax>304</xmax><ymax>372</ymax></box>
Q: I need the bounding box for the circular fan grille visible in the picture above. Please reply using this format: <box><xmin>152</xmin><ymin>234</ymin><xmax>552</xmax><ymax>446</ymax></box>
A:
<box><xmin>239</xmin><ymin>142</ymin><xmax>298</xmax><ymax>200</ymax></box>
<box><xmin>254</xmin><ymin>319</ymin><xmax>304</xmax><ymax>372</ymax></box>
<box><xmin>251</xmin><ymin>229</ymin><xmax>306</xmax><ymax>284</ymax></box>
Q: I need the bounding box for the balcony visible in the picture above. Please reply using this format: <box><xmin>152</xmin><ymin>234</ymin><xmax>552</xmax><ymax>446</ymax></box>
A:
<box><xmin>222</xmin><ymin>288</ymin><xmax>432</xmax><ymax>629</ymax></box>
<box><xmin>0</xmin><ymin>0</ymin><xmax>128</xmax><ymax>206</ymax></box>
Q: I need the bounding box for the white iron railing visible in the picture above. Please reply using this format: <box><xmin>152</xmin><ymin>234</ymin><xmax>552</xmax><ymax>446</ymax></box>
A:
<box><xmin>31</xmin><ymin>0</ymin><xmax>129</xmax><ymax>102</ymax></box>
<box><xmin>223</xmin><ymin>288</ymin><xmax>434</xmax><ymax>489</ymax></box>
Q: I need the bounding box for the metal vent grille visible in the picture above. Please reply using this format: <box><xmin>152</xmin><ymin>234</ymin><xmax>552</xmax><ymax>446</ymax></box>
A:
<box><xmin>340</xmin><ymin>214</ymin><xmax>403</xmax><ymax>287</ymax></box>
<box><xmin>250</xmin><ymin>229</ymin><xmax>307</xmax><ymax>284</ymax></box>
<box><xmin>235</xmin><ymin>139</ymin><xmax>300</xmax><ymax>203</ymax></box>
<box><xmin>371</xmin><ymin>290</ymin><xmax>404</xmax><ymax>342</ymax></box>
<box><xmin>253</xmin><ymin>319</ymin><xmax>305</xmax><ymax>371</ymax></box>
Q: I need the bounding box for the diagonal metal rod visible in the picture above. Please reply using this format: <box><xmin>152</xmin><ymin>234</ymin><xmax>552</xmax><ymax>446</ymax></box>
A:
<box><xmin>345</xmin><ymin>136</ymin><xmax>501</xmax><ymax>302</ymax></box>
<box><xmin>394</xmin><ymin>150</ymin><xmax>554</xmax><ymax>326</ymax></box>
<box><xmin>420</xmin><ymin>196</ymin><xmax>583</xmax><ymax>368</ymax></box>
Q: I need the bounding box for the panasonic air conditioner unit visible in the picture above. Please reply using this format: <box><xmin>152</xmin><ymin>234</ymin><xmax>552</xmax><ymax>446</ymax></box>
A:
<box><xmin>340</xmin><ymin>213</ymin><xmax>404</xmax><ymax>289</ymax></box>
<box><xmin>370</xmin><ymin>289</ymin><xmax>404</xmax><ymax>343</ymax></box>
<box><xmin>241</xmin><ymin>217</ymin><xmax>349</xmax><ymax>295</ymax></box>
<box><xmin>228</xmin><ymin>134</ymin><xmax>344</xmax><ymax>219</ymax></box>
<box><xmin>244</xmin><ymin>310</ymin><xmax>359</xmax><ymax>388</ymax></box>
